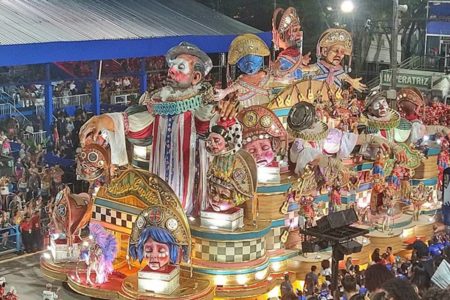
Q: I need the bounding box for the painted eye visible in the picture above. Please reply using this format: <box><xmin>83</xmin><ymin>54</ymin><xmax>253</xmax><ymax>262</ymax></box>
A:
<box><xmin>178</xmin><ymin>63</ymin><xmax>185</xmax><ymax>70</ymax></box>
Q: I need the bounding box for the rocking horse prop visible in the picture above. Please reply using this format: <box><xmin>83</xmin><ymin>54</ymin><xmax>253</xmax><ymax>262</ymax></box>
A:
<box><xmin>49</xmin><ymin>186</ymin><xmax>92</xmax><ymax>260</ymax></box>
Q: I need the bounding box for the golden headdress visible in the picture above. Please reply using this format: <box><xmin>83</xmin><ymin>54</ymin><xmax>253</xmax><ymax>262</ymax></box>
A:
<box><xmin>272</xmin><ymin>7</ymin><xmax>301</xmax><ymax>50</ymax></box>
<box><xmin>397</xmin><ymin>87</ymin><xmax>424</xmax><ymax>108</ymax></box>
<box><xmin>228</xmin><ymin>34</ymin><xmax>270</xmax><ymax>65</ymax></box>
<box><xmin>208</xmin><ymin>150</ymin><xmax>257</xmax><ymax>206</ymax></box>
<box><xmin>316</xmin><ymin>28</ymin><xmax>352</xmax><ymax>57</ymax></box>
<box><xmin>110</xmin><ymin>170</ymin><xmax>192</xmax><ymax>263</ymax></box>
<box><xmin>237</xmin><ymin>105</ymin><xmax>287</xmax><ymax>152</ymax></box>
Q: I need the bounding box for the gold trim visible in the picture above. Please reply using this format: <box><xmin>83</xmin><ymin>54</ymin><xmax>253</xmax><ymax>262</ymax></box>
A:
<box><xmin>287</xmin><ymin>121</ymin><xmax>329</xmax><ymax>141</ymax></box>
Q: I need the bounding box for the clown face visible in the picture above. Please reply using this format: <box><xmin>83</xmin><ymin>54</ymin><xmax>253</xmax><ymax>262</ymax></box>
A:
<box><xmin>237</xmin><ymin>55</ymin><xmax>264</xmax><ymax>75</ymax></box>
<box><xmin>208</xmin><ymin>183</ymin><xmax>235</xmax><ymax>212</ymax></box>
<box><xmin>206</xmin><ymin>132</ymin><xmax>227</xmax><ymax>155</ymax></box>
<box><xmin>144</xmin><ymin>237</ymin><xmax>170</xmax><ymax>271</ymax></box>
<box><xmin>167</xmin><ymin>54</ymin><xmax>202</xmax><ymax>89</ymax></box>
<box><xmin>322</xmin><ymin>44</ymin><xmax>346</xmax><ymax>66</ymax></box>
<box><xmin>244</xmin><ymin>139</ymin><xmax>275</xmax><ymax>167</ymax></box>
<box><xmin>368</xmin><ymin>97</ymin><xmax>389</xmax><ymax>118</ymax></box>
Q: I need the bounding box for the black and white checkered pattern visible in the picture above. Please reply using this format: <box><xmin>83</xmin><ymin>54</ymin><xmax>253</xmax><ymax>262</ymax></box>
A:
<box><xmin>193</xmin><ymin>237</ymin><xmax>265</xmax><ymax>263</ymax></box>
<box><xmin>266</xmin><ymin>226</ymin><xmax>284</xmax><ymax>250</ymax></box>
<box><xmin>92</xmin><ymin>205</ymin><xmax>136</xmax><ymax>229</ymax></box>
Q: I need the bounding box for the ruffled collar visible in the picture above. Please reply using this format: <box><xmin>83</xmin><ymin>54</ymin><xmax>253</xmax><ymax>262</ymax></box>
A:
<box><xmin>366</xmin><ymin>109</ymin><xmax>401</xmax><ymax>130</ymax></box>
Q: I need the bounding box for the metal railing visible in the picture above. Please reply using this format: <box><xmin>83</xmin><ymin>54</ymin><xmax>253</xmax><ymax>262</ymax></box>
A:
<box><xmin>23</xmin><ymin>130</ymin><xmax>47</xmax><ymax>145</ymax></box>
<box><xmin>53</xmin><ymin>94</ymin><xmax>91</xmax><ymax>109</ymax></box>
<box><xmin>110</xmin><ymin>92</ymin><xmax>138</xmax><ymax>105</ymax></box>
<box><xmin>0</xmin><ymin>103</ymin><xmax>30</xmax><ymax>125</ymax></box>
<box><xmin>0</xmin><ymin>225</ymin><xmax>22</xmax><ymax>256</ymax></box>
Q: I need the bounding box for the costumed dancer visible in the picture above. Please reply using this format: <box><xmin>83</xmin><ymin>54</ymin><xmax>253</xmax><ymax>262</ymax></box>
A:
<box><xmin>214</xmin><ymin>34</ymin><xmax>272</xmax><ymax>107</ymax></box>
<box><xmin>79</xmin><ymin>42</ymin><xmax>238</xmax><ymax>216</ymax></box>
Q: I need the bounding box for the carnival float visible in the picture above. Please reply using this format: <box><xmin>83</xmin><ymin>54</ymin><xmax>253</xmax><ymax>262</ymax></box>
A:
<box><xmin>40</xmin><ymin>6</ymin><xmax>450</xmax><ymax>300</ymax></box>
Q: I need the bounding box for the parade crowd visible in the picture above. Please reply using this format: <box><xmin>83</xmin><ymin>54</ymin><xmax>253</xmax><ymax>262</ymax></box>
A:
<box><xmin>0</xmin><ymin>106</ymin><xmax>88</xmax><ymax>255</ymax></box>
<box><xmin>278</xmin><ymin>232</ymin><xmax>450</xmax><ymax>300</ymax></box>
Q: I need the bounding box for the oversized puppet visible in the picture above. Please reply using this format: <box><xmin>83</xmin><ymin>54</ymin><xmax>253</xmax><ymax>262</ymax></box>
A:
<box><xmin>237</xmin><ymin>105</ymin><xmax>287</xmax><ymax>167</ymax></box>
<box><xmin>204</xmin><ymin>117</ymin><xmax>257</xmax><ymax>212</ymax></box>
<box><xmin>271</xmin><ymin>7</ymin><xmax>310</xmax><ymax>84</ymax></box>
<box><xmin>206</xmin><ymin>149</ymin><xmax>257</xmax><ymax>212</ymax></box>
<box><xmin>287</xmin><ymin>101</ymin><xmax>403</xmax><ymax>180</ymax></box>
<box><xmin>214</xmin><ymin>34</ymin><xmax>272</xmax><ymax>107</ymax></box>
<box><xmin>129</xmin><ymin>205</ymin><xmax>190</xmax><ymax>273</ymax></box>
<box><xmin>362</xmin><ymin>89</ymin><xmax>449</xmax><ymax>170</ymax></box>
<box><xmin>79</xmin><ymin>42</ymin><xmax>237</xmax><ymax>216</ymax></box>
<box><xmin>307</xmin><ymin>28</ymin><xmax>366</xmax><ymax>92</ymax></box>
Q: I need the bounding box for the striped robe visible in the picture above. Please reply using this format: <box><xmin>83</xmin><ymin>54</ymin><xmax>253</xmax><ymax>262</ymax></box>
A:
<box><xmin>106</xmin><ymin>91</ymin><xmax>214</xmax><ymax>216</ymax></box>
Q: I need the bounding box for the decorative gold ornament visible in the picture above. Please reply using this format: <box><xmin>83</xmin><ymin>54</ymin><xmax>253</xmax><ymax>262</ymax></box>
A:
<box><xmin>228</xmin><ymin>34</ymin><xmax>270</xmax><ymax>65</ymax></box>
<box><xmin>318</xmin><ymin>28</ymin><xmax>352</xmax><ymax>56</ymax></box>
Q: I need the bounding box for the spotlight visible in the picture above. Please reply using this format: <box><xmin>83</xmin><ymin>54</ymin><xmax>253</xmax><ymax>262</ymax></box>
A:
<box><xmin>341</xmin><ymin>0</ymin><xmax>355</xmax><ymax>13</ymax></box>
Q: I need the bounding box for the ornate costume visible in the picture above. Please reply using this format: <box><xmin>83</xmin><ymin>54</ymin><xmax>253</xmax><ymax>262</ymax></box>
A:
<box><xmin>216</xmin><ymin>34</ymin><xmax>272</xmax><ymax>107</ymax></box>
<box><xmin>83</xmin><ymin>42</ymin><xmax>217</xmax><ymax>216</ymax></box>
<box><xmin>307</xmin><ymin>28</ymin><xmax>366</xmax><ymax>92</ymax></box>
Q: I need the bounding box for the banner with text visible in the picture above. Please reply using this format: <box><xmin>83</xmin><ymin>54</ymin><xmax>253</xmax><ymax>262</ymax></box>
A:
<box><xmin>380</xmin><ymin>70</ymin><xmax>433</xmax><ymax>89</ymax></box>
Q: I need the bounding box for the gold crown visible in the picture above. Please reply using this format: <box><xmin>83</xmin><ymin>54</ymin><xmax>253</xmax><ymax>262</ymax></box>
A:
<box><xmin>318</xmin><ymin>28</ymin><xmax>352</xmax><ymax>56</ymax></box>
<box><xmin>228</xmin><ymin>34</ymin><xmax>270</xmax><ymax>65</ymax></box>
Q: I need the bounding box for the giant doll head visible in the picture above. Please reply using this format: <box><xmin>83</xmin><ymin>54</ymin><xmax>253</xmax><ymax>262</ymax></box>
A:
<box><xmin>396</xmin><ymin>87</ymin><xmax>424</xmax><ymax>119</ymax></box>
<box><xmin>129</xmin><ymin>205</ymin><xmax>190</xmax><ymax>272</ymax></box>
<box><xmin>272</xmin><ymin>7</ymin><xmax>303</xmax><ymax>51</ymax></box>
<box><xmin>165</xmin><ymin>42</ymin><xmax>213</xmax><ymax>90</ymax></box>
<box><xmin>364</xmin><ymin>91</ymin><xmax>391</xmax><ymax>119</ymax></box>
<box><xmin>237</xmin><ymin>106</ymin><xmax>287</xmax><ymax>167</ymax></box>
<box><xmin>317</xmin><ymin>28</ymin><xmax>352</xmax><ymax>67</ymax></box>
<box><xmin>207</xmin><ymin>150</ymin><xmax>257</xmax><ymax>212</ymax></box>
<box><xmin>206</xmin><ymin>118</ymin><xmax>243</xmax><ymax>156</ymax></box>
<box><xmin>228</xmin><ymin>34</ymin><xmax>270</xmax><ymax>75</ymax></box>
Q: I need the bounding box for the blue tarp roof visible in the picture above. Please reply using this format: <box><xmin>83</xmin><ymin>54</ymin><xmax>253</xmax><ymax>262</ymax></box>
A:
<box><xmin>0</xmin><ymin>0</ymin><xmax>271</xmax><ymax>66</ymax></box>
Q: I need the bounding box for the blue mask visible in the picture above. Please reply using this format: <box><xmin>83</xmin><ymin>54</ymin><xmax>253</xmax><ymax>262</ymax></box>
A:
<box><xmin>236</xmin><ymin>55</ymin><xmax>264</xmax><ymax>75</ymax></box>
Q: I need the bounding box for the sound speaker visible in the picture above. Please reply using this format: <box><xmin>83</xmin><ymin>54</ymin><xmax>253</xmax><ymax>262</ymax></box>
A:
<box><xmin>302</xmin><ymin>241</ymin><xmax>321</xmax><ymax>253</ymax></box>
<box><xmin>336</xmin><ymin>240</ymin><xmax>363</xmax><ymax>255</ymax></box>
<box><xmin>317</xmin><ymin>209</ymin><xmax>358</xmax><ymax>231</ymax></box>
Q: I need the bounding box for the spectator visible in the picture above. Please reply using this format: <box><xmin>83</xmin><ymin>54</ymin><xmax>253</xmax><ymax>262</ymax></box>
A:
<box><xmin>386</xmin><ymin>247</ymin><xmax>396</xmax><ymax>265</ymax></box>
<box><xmin>342</xmin><ymin>275</ymin><xmax>358</xmax><ymax>300</ymax></box>
<box><xmin>378</xmin><ymin>278</ymin><xmax>420</xmax><ymax>300</ymax></box>
<box><xmin>0</xmin><ymin>212</ymin><xmax>10</xmax><ymax>248</ymax></box>
<box><xmin>280</xmin><ymin>274</ymin><xmax>294</xmax><ymax>298</ymax></box>
<box><xmin>422</xmin><ymin>286</ymin><xmax>450</xmax><ymax>300</ymax></box>
<box><xmin>365</xmin><ymin>264</ymin><xmax>394</xmax><ymax>296</ymax></box>
<box><xmin>19</xmin><ymin>214</ymin><xmax>32</xmax><ymax>253</ymax></box>
<box><xmin>371</xmin><ymin>248</ymin><xmax>381</xmax><ymax>264</ymax></box>
<box><xmin>304</xmin><ymin>265</ymin><xmax>318</xmax><ymax>296</ymax></box>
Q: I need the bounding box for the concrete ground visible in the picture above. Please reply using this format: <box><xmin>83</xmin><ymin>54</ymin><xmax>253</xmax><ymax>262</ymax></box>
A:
<box><xmin>0</xmin><ymin>252</ymin><xmax>90</xmax><ymax>300</ymax></box>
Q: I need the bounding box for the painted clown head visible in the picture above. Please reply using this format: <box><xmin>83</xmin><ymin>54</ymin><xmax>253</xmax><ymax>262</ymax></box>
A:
<box><xmin>237</xmin><ymin>106</ymin><xmax>287</xmax><ymax>167</ymax></box>
<box><xmin>365</xmin><ymin>91</ymin><xmax>390</xmax><ymax>119</ymax></box>
<box><xmin>165</xmin><ymin>42</ymin><xmax>213</xmax><ymax>90</ymax></box>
